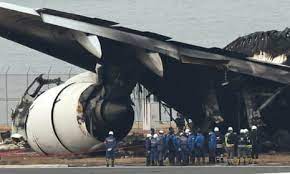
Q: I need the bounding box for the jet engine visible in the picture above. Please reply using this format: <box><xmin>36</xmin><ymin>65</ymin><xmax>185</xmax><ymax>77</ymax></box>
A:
<box><xmin>22</xmin><ymin>72</ymin><xmax>134</xmax><ymax>154</ymax></box>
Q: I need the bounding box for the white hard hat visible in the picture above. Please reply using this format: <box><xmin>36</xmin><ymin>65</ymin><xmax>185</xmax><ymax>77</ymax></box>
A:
<box><xmin>240</xmin><ymin>129</ymin><xmax>244</xmax><ymax>134</ymax></box>
<box><xmin>180</xmin><ymin>132</ymin><xmax>184</xmax><ymax>136</ymax></box>
<box><xmin>109</xmin><ymin>131</ymin><xmax>114</xmax><ymax>135</ymax></box>
<box><xmin>251</xmin><ymin>125</ymin><xmax>257</xmax><ymax>130</ymax></box>
<box><xmin>244</xmin><ymin>129</ymin><xmax>249</xmax><ymax>133</ymax></box>
<box><xmin>159</xmin><ymin>130</ymin><xmax>164</xmax><ymax>134</ymax></box>
<box><xmin>185</xmin><ymin>129</ymin><xmax>190</xmax><ymax>134</ymax></box>
<box><xmin>214</xmin><ymin>127</ymin><xmax>219</xmax><ymax>132</ymax></box>
<box><xmin>228</xmin><ymin>127</ymin><xmax>233</xmax><ymax>131</ymax></box>
<box><xmin>146</xmin><ymin>134</ymin><xmax>152</xmax><ymax>138</ymax></box>
<box><xmin>153</xmin><ymin>134</ymin><xmax>158</xmax><ymax>138</ymax></box>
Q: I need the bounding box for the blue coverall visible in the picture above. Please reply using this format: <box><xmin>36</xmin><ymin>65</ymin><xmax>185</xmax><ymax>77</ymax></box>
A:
<box><xmin>150</xmin><ymin>137</ymin><xmax>158</xmax><ymax>165</ymax></box>
<box><xmin>165</xmin><ymin>134</ymin><xmax>177</xmax><ymax>165</ymax></box>
<box><xmin>179</xmin><ymin>135</ymin><xmax>189</xmax><ymax>165</ymax></box>
<box><xmin>188</xmin><ymin>134</ymin><xmax>196</xmax><ymax>164</ymax></box>
<box><xmin>157</xmin><ymin>135</ymin><xmax>166</xmax><ymax>166</ymax></box>
<box><xmin>176</xmin><ymin>136</ymin><xmax>182</xmax><ymax>165</ymax></box>
<box><xmin>194</xmin><ymin>133</ymin><xmax>205</xmax><ymax>164</ymax></box>
<box><xmin>104</xmin><ymin>135</ymin><xmax>117</xmax><ymax>167</ymax></box>
<box><xmin>145</xmin><ymin>137</ymin><xmax>151</xmax><ymax>166</ymax></box>
<box><xmin>208</xmin><ymin>132</ymin><xmax>217</xmax><ymax>164</ymax></box>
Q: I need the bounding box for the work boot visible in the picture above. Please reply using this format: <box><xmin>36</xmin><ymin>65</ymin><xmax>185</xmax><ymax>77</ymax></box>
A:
<box><xmin>216</xmin><ymin>157</ymin><xmax>220</xmax><ymax>163</ymax></box>
<box><xmin>227</xmin><ymin>159</ymin><xmax>232</xmax><ymax>165</ymax></box>
<box><xmin>234</xmin><ymin>157</ymin><xmax>239</xmax><ymax>165</ymax></box>
<box><xmin>248</xmin><ymin>158</ymin><xmax>252</xmax><ymax>164</ymax></box>
<box><xmin>106</xmin><ymin>159</ymin><xmax>109</xmax><ymax>167</ymax></box>
<box><xmin>192</xmin><ymin>158</ymin><xmax>195</xmax><ymax>165</ymax></box>
<box><xmin>146</xmin><ymin>158</ymin><xmax>150</xmax><ymax>166</ymax></box>
<box><xmin>196</xmin><ymin>158</ymin><xmax>201</xmax><ymax>165</ymax></box>
<box><xmin>112</xmin><ymin>159</ymin><xmax>115</xmax><ymax>167</ymax></box>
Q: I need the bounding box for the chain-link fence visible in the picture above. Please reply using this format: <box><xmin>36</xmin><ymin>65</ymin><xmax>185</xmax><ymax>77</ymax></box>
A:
<box><xmin>0</xmin><ymin>66</ymin><xmax>82</xmax><ymax>125</ymax></box>
<box><xmin>0</xmin><ymin>66</ymin><xmax>176</xmax><ymax>129</ymax></box>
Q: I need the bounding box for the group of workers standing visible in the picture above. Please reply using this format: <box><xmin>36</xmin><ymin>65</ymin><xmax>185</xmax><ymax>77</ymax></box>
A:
<box><xmin>102</xmin><ymin>125</ymin><xmax>259</xmax><ymax>167</ymax></box>
<box><xmin>225</xmin><ymin>126</ymin><xmax>259</xmax><ymax>165</ymax></box>
<box><xmin>144</xmin><ymin>125</ymin><xmax>259</xmax><ymax>166</ymax></box>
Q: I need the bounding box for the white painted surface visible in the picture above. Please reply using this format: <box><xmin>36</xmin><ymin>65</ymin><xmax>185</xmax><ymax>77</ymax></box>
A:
<box><xmin>53</xmin><ymin>82</ymin><xmax>100</xmax><ymax>153</ymax></box>
<box><xmin>136</xmin><ymin>51</ymin><xmax>164</xmax><ymax>77</ymax></box>
<box><xmin>65</xmin><ymin>71</ymin><xmax>98</xmax><ymax>84</ymax></box>
<box><xmin>72</xmin><ymin>31</ymin><xmax>102</xmax><ymax>59</ymax></box>
<box><xmin>26</xmin><ymin>84</ymin><xmax>71</xmax><ymax>154</ymax></box>
<box><xmin>26</xmin><ymin>74</ymin><xmax>100</xmax><ymax>154</ymax></box>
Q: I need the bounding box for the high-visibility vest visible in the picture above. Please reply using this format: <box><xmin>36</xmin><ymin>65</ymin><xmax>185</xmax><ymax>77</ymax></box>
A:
<box><xmin>225</xmin><ymin>133</ymin><xmax>234</xmax><ymax>147</ymax></box>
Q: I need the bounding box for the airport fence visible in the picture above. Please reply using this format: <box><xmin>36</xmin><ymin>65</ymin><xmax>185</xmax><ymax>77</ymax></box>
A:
<box><xmin>0</xmin><ymin>66</ymin><xmax>175</xmax><ymax>129</ymax></box>
<box><xmin>0</xmin><ymin>66</ymin><xmax>79</xmax><ymax>126</ymax></box>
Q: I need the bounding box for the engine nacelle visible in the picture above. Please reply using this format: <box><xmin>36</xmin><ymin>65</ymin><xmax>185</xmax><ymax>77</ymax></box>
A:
<box><xmin>26</xmin><ymin>82</ymin><xmax>98</xmax><ymax>154</ymax></box>
<box><xmin>26</xmin><ymin>72</ymin><xmax>134</xmax><ymax>154</ymax></box>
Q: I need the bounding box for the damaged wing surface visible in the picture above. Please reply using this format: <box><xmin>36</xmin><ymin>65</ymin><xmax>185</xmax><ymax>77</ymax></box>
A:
<box><xmin>0</xmin><ymin>3</ymin><xmax>290</xmax><ymax>84</ymax></box>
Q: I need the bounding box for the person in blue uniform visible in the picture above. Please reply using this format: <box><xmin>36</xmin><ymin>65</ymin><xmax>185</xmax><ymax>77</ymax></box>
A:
<box><xmin>157</xmin><ymin>130</ymin><xmax>166</xmax><ymax>166</ymax></box>
<box><xmin>194</xmin><ymin>128</ymin><xmax>205</xmax><ymax>165</ymax></box>
<box><xmin>150</xmin><ymin>134</ymin><xmax>159</xmax><ymax>166</ymax></box>
<box><xmin>188</xmin><ymin>130</ymin><xmax>196</xmax><ymax>165</ymax></box>
<box><xmin>145</xmin><ymin>134</ymin><xmax>152</xmax><ymax>166</ymax></box>
<box><xmin>104</xmin><ymin>131</ymin><xmax>117</xmax><ymax>167</ymax></box>
<box><xmin>208</xmin><ymin>131</ymin><xmax>217</xmax><ymax>164</ymax></box>
<box><xmin>179</xmin><ymin>131</ymin><xmax>189</xmax><ymax>165</ymax></box>
<box><xmin>185</xmin><ymin>129</ymin><xmax>192</xmax><ymax>165</ymax></box>
<box><xmin>176</xmin><ymin>132</ymin><xmax>183</xmax><ymax>165</ymax></box>
<box><xmin>165</xmin><ymin>127</ymin><xmax>177</xmax><ymax>166</ymax></box>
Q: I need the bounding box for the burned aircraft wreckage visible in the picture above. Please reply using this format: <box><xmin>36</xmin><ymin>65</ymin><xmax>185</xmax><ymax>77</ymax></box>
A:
<box><xmin>0</xmin><ymin>3</ymin><xmax>290</xmax><ymax>154</ymax></box>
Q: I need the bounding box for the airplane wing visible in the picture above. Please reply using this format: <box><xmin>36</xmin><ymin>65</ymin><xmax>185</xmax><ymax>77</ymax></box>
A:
<box><xmin>1</xmin><ymin>2</ymin><xmax>290</xmax><ymax>85</ymax></box>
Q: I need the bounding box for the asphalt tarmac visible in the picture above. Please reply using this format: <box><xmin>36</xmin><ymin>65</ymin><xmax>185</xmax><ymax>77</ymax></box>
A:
<box><xmin>1</xmin><ymin>166</ymin><xmax>290</xmax><ymax>174</ymax></box>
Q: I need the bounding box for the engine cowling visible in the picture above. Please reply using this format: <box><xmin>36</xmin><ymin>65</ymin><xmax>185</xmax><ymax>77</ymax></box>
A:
<box><xmin>26</xmin><ymin>72</ymin><xmax>134</xmax><ymax>154</ymax></box>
